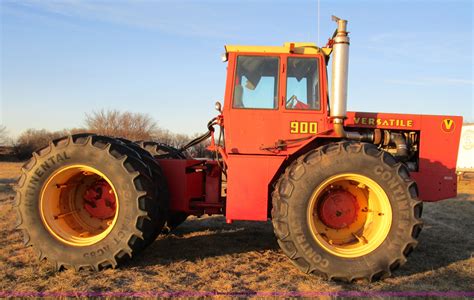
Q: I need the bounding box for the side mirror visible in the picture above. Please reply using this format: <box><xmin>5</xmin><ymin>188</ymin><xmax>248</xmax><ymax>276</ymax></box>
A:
<box><xmin>215</xmin><ymin>101</ymin><xmax>222</xmax><ymax>113</ymax></box>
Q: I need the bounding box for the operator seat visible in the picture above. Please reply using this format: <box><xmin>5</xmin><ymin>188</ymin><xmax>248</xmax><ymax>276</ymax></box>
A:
<box><xmin>234</xmin><ymin>84</ymin><xmax>244</xmax><ymax>108</ymax></box>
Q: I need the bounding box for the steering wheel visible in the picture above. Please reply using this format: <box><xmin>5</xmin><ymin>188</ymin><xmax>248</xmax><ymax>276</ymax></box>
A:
<box><xmin>286</xmin><ymin>95</ymin><xmax>298</xmax><ymax>108</ymax></box>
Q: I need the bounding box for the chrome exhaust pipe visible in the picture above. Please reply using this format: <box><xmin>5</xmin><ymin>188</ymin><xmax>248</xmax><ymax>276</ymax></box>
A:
<box><xmin>330</xmin><ymin>16</ymin><xmax>372</xmax><ymax>141</ymax></box>
<box><xmin>330</xmin><ymin>16</ymin><xmax>349</xmax><ymax>123</ymax></box>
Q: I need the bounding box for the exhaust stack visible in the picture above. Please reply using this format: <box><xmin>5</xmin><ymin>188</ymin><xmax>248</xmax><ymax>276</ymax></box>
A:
<box><xmin>329</xmin><ymin>16</ymin><xmax>372</xmax><ymax>141</ymax></box>
<box><xmin>330</xmin><ymin>16</ymin><xmax>349</xmax><ymax>123</ymax></box>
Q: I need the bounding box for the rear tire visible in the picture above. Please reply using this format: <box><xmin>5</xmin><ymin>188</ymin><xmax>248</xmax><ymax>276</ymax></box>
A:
<box><xmin>116</xmin><ymin>138</ymin><xmax>169</xmax><ymax>243</ymax></box>
<box><xmin>137</xmin><ymin>141</ymin><xmax>187</xmax><ymax>159</ymax></box>
<box><xmin>272</xmin><ymin>142</ymin><xmax>423</xmax><ymax>281</ymax></box>
<box><xmin>15</xmin><ymin>135</ymin><xmax>164</xmax><ymax>270</ymax></box>
<box><xmin>162</xmin><ymin>212</ymin><xmax>188</xmax><ymax>234</ymax></box>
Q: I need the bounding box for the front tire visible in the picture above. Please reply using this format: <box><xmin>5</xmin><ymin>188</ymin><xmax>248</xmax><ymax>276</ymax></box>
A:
<box><xmin>272</xmin><ymin>142</ymin><xmax>423</xmax><ymax>281</ymax></box>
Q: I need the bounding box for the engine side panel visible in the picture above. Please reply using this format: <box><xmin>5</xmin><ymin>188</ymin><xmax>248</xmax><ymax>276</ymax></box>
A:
<box><xmin>346</xmin><ymin>112</ymin><xmax>463</xmax><ymax>201</ymax></box>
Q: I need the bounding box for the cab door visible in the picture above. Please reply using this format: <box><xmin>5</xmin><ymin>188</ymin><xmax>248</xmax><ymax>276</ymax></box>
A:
<box><xmin>279</xmin><ymin>54</ymin><xmax>329</xmax><ymax>155</ymax></box>
<box><xmin>223</xmin><ymin>53</ymin><xmax>283</xmax><ymax>155</ymax></box>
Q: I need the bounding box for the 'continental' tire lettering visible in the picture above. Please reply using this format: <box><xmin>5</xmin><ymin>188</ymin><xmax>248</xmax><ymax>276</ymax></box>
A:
<box><xmin>375</xmin><ymin>166</ymin><xmax>394</xmax><ymax>182</ymax></box>
<box><xmin>375</xmin><ymin>165</ymin><xmax>408</xmax><ymax>201</ymax></box>
<box><xmin>26</xmin><ymin>151</ymin><xmax>72</xmax><ymax>193</ymax></box>
<box><xmin>374</xmin><ymin>166</ymin><xmax>383</xmax><ymax>175</ymax></box>
<box><xmin>294</xmin><ymin>225</ymin><xmax>329</xmax><ymax>268</ymax></box>
<box><xmin>83</xmin><ymin>245</ymin><xmax>110</xmax><ymax>258</ymax></box>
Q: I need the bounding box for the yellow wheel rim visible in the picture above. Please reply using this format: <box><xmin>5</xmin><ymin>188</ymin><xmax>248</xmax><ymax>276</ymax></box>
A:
<box><xmin>307</xmin><ymin>173</ymin><xmax>392</xmax><ymax>258</ymax></box>
<box><xmin>40</xmin><ymin>165</ymin><xmax>119</xmax><ymax>246</ymax></box>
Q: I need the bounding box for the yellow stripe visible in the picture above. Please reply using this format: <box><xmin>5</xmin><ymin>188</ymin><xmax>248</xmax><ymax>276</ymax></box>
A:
<box><xmin>225</xmin><ymin>42</ymin><xmax>332</xmax><ymax>55</ymax></box>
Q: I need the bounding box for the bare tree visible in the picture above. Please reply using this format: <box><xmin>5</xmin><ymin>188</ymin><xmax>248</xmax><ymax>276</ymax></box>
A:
<box><xmin>172</xmin><ymin>133</ymin><xmax>192</xmax><ymax>149</ymax></box>
<box><xmin>85</xmin><ymin>109</ymin><xmax>158</xmax><ymax>141</ymax></box>
<box><xmin>0</xmin><ymin>125</ymin><xmax>7</xmax><ymax>145</ymax></box>
<box><xmin>69</xmin><ymin>127</ymin><xmax>90</xmax><ymax>135</ymax></box>
<box><xmin>151</xmin><ymin>128</ymin><xmax>176</xmax><ymax>146</ymax></box>
<box><xmin>84</xmin><ymin>109</ymin><xmax>213</xmax><ymax>157</ymax></box>
<box><xmin>14</xmin><ymin>129</ymin><xmax>65</xmax><ymax>159</ymax></box>
<box><xmin>193</xmin><ymin>139</ymin><xmax>213</xmax><ymax>158</ymax></box>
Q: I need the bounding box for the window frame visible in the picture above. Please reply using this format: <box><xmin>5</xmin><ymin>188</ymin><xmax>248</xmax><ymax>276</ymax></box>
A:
<box><xmin>231</xmin><ymin>54</ymin><xmax>281</xmax><ymax>110</ymax></box>
<box><xmin>284</xmin><ymin>56</ymin><xmax>322</xmax><ymax>111</ymax></box>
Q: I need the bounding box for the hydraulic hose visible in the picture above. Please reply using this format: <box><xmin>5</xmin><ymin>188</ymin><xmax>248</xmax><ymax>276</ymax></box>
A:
<box><xmin>179</xmin><ymin>117</ymin><xmax>217</xmax><ymax>152</ymax></box>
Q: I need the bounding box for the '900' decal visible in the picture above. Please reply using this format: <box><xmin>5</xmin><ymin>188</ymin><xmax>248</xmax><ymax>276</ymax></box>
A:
<box><xmin>290</xmin><ymin>121</ymin><xmax>318</xmax><ymax>134</ymax></box>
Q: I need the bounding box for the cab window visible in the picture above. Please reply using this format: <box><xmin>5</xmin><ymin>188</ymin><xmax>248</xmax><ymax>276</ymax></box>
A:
<box><xmin>233</xmin><ymin>56</ymin><xmax>279</xmax><ymax>109</ymax></box>
<box><xmin>286</xmin><ymin>57</ymin><xmax>320</xmax><ymax>110</ymax></box>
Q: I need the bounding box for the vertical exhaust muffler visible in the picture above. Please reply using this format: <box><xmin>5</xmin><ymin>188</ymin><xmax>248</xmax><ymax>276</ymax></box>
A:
<box><xmin>330</xmin><ymin>16</ymin><xmax>372</xmax><ymax>141</ymax></box>
<box><xmin>330</xmin><ymin>16</ymin><xmax>349</xmax><ymax>124</ymax></box>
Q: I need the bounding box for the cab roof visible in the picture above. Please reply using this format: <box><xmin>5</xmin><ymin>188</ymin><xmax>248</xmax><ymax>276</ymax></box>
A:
<box><xmin>224</xmin><ymin>42</ymin><xmax>332</xmax><ymax>56</ymax></box>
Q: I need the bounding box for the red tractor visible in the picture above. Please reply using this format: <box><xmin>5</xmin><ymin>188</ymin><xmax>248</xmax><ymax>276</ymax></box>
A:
<box><xmin>15</xmin><ymin>16</ymin><xmax>462</xmax><ymax>281</ymax></box>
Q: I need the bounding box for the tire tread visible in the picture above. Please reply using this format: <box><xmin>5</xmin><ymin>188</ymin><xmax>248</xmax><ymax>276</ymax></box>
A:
<box><xmin>271</xmin><ymin>141</ymin><xmax>423</xmax><ymax>282</ymax></box>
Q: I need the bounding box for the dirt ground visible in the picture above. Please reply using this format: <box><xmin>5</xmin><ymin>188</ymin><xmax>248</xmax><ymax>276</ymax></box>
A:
<box><xmin>0</xmin><ymin>161</ymin><xmax>473</xmax><ymax>297</ymax></box>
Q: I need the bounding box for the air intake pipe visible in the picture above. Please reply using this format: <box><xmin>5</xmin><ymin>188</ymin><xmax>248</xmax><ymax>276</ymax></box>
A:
<box><xmin>330</xmin><ymin>16</ymin><xmax>373</xmax><ymax>142</ymax></box>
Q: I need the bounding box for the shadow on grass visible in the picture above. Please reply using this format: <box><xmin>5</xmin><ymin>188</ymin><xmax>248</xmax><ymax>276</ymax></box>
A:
<box><xmin>126</xmin><ymin>217</ymin><xmax>280</xmax><ymax>268</ymax></box>
<box><xmin>391</xmin><ymin>197</ymin><xmax>473</xmax><ymax>278</ymax></box>
<box><xmin>456</xmin><ymin>193</ymin><xmax>472</xmax><ymax>201</ymax></box>
<box><xmin>0</xmin><ymin>183</ymin><xmax>15</xmax><ymax>194</ymax></box>
<box><xmin>124</xmin><ymin>197</ymin><xmax>473</xmax><ymax>283</ymax></box>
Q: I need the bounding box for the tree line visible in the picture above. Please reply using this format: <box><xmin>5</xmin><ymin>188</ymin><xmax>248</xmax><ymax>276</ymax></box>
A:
<box><xmin>0</xmin><ymin>110</ymin><xmax>211</xmax><ymax>159</ymax></box>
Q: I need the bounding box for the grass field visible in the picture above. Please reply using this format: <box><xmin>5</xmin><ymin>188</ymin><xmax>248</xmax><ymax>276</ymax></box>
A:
<box><xmin>0</xmin><ymin>161</ymin><xmax>472</xmax><ymax>296</ymax></box>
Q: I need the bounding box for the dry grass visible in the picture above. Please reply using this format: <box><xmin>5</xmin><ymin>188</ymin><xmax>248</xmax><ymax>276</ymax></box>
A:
<box><xmin>0</xmin><ymin>162</ymin><xmax>22</xmax><ymax>180</ymax></box>
<box><xmin>0</xmin><ymin>162</ymin><xmax>473</xmax><ymax>296</ymax></box>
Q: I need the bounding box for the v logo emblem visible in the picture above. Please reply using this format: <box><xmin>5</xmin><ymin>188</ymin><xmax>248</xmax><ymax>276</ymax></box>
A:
<box><xmin>443</xmin><ymin>119</ymin><xmax>454</xmax><ymax>130</ymax></box>
<box><xmin>442</xmin><ymin>119</ymin><xmax>455</xmax><ymax>132</ymax></box>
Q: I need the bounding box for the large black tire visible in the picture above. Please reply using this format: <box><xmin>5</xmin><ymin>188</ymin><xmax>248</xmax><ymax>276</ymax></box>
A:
<box><xmin>162</xmin><ymin>212</ymin><xmax>189</xmax><ymax>233</ymax></box>
<box><xmin>14</xmin><ymin>135</ymin><xmax>165</xmax><ymax>270</ymax></box>
<box><xmin>137</xmin><ymin>141</ymin><xmax>187</xmax><ymax>159</ymax></box>
<box><xmin>272</xmin><ymin>142</ymin><xmax>423</xmax><ymax>281</ymax></box>
<box><xmin>115</xmin><ymin>138</ymin><xmax>169</xmax><ymax>242</ymax></box>
<box><xmin>137</xmin><ymin>141</ymin><xmax>189</xmax><ymax>232</ymax></box>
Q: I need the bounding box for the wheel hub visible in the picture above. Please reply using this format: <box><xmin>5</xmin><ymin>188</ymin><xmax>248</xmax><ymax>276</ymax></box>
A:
<box><xmin>318</xmin><ymin>189</ymin><xmax>359</xmax><ymax>229</ymax></box>
<box><xmin>83</xmin><ymin>180</ymin><xmax>117</xmax><ymax>219</ymax></box>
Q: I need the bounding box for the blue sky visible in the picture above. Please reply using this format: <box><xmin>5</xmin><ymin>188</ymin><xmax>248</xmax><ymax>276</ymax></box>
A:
<box><xmin>1</xmin><ymin>0</ymin><xmax>472</xmax><ymax>137</ymax></box>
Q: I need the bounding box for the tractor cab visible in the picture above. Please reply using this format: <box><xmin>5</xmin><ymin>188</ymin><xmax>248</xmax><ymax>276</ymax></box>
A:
<box><xmin>221</xmin><ymin>43</ymin><xmax>332</xmax><ymax>155</ymax></box>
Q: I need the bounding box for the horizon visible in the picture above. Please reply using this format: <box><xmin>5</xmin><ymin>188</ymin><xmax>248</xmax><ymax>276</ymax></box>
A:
<box><xmin>1</xmin><ymin>0</ymin><xmax>473</xmax><ymax>139</ymax></box>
